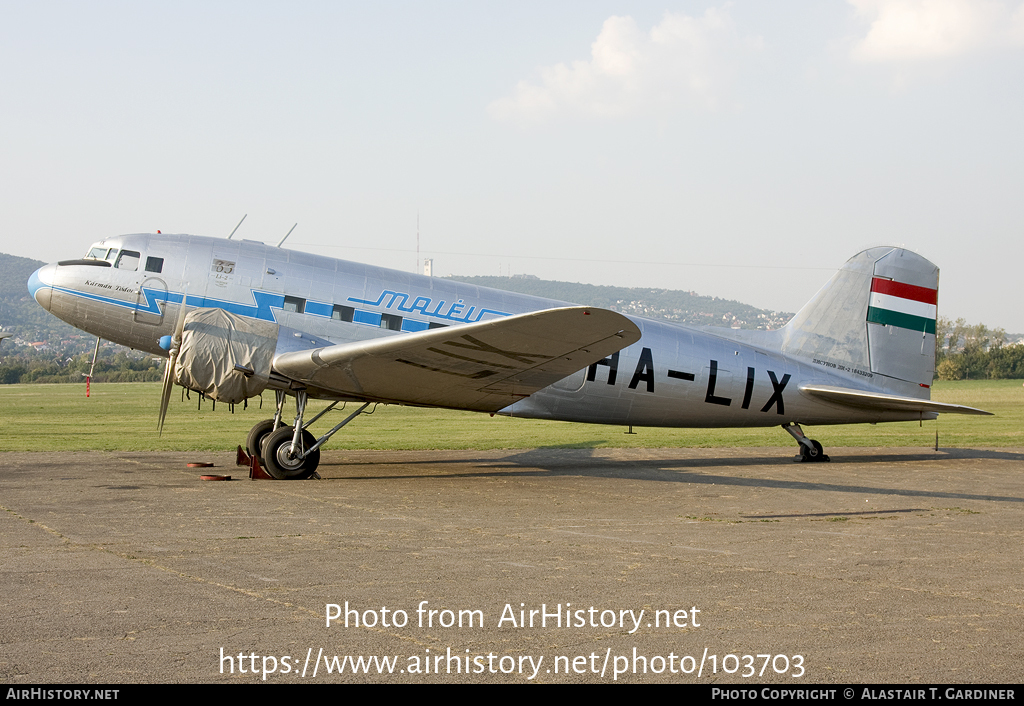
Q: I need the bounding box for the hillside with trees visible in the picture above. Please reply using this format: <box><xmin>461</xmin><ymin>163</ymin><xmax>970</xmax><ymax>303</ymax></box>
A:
<box><xmin>0</xmin><ymin>252</ymin><xmax>83</xmax><ymax>347</ymax></box>
<box><xmin>0</xmin><ymin>252</ymin><xmax>162</xmax><ymax>384</ymax></box>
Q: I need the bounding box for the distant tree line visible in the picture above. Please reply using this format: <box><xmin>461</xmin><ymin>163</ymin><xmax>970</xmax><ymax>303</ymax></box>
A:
<box><xmin>934</xmin><ymin>318</ymin><xmax>1024</xmax><ymax>380</ymax></box>
<box><xmin>0</xmin><ymin>350</ymin><xmax>162</xmax><ymax>384</ymax></box>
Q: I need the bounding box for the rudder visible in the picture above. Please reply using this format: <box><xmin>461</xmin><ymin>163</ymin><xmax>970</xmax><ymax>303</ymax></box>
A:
<box><xmin>781</xmin><ymin>247</ymin><xmax>937</xmax><ymax>393</ymax></box>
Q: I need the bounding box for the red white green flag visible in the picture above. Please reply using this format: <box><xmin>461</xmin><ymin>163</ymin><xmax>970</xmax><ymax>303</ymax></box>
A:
<box><xmin>866</xmin><ymin>277</ymin><xmax>937</xmax><ymax>334</ymax></box>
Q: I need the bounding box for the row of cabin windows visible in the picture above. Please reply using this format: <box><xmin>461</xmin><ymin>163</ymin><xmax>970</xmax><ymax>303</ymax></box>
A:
<box><xmin>327</xmin><ymin>302</ymin><xmax>446</xmax><ymax>332</ymax></box>
<box><xmin>285</xmin><ymin>300</ymin><xmax>448</xmax><ymax>332</ymax></box>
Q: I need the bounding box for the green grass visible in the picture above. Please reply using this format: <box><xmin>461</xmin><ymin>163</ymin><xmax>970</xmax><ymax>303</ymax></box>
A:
<box><xmin>0</xmin><ymin>379</ymin><xmax>1020</xmax><ymax>452</ymax></box>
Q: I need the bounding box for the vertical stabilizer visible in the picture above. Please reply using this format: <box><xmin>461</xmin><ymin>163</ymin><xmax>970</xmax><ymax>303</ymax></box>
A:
<box><xmin>781</xmin><ymin>247</ymin><xmax>937</xmax><ymax>393</ymax></box>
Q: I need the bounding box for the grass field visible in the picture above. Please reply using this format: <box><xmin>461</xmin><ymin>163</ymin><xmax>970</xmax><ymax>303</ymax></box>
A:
<box><xmin>0</xmin><ymin>380</ymin><xmax>1019</xmax><ymax>452</ymax></box>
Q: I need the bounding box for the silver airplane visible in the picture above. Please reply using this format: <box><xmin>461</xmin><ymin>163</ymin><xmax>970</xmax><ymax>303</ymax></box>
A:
<box><xmin>28</xmin><ymin>233</ymin><xmax>989</xmax><ymax>479</ymax></box>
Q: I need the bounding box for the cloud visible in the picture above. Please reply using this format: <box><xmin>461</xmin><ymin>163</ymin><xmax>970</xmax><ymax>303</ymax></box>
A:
<box><xmin>849</xmin><ymin>0</ymin><xmax>1024</xmax><ymax>62</ymax></box>
<box><xmin>488</xmin><ymin>8</ymin><xmax>758</xmax><ymax>124</ymax></box>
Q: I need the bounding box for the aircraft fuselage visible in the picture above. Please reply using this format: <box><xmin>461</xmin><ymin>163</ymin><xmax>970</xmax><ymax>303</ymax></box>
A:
<box><xmin>29</xmin><ymin>233</ymin><xmax>932</xmax><ymax>429</ymax></box>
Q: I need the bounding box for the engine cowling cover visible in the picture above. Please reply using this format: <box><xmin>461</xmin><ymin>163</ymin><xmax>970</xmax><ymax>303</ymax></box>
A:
<box><xmin>174</xmin><ymin>308</ymin><xmax>279</xmax><ymax>404</ymax></box>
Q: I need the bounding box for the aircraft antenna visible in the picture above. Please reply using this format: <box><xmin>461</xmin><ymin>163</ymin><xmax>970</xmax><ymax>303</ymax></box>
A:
<box><xmin>226</xmin><ymin>214</ymin><xmax>247</xmax><ymax>239</ymax></box>
<box><xmin>277</xmin><ymin>223</ymin><xmax>298</xmax><ymax>248</ymax></box>
<box><xmin>416</xmin><ymin>212</ymin><xmax>420</xmax><ymax>274</ymax></box>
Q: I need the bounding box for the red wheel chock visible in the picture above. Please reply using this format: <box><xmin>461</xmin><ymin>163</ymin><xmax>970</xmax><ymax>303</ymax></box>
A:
<box><xmin>236</xmin><ymin>445</ymin><xmax>275</xmax><ymax>480</ymax></box>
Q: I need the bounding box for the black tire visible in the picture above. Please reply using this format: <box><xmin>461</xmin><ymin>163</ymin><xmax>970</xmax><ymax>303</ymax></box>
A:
<box><xmin>801</xmin><ymin>439</ymin><xmax>825</xmax><ymax>462</ymax></box>
<box><xmin>246</xmin><ymin>419</ymin><xmax>277</xmax><ymax>462</ymax></box>
<box><xmin>261</xmin><ymin>426</ymin><xmax>320</xmax><ymax>480</ymax></box>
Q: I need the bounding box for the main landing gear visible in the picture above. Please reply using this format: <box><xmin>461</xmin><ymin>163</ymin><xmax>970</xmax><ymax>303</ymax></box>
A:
<box><xmin>782</xmin><ymin>423</ymin><xmax>830</xmax><ymax>463</ymax></box>
<box><xmin>244</xmin><ymin>389</ymin><xmax>371</xmax><ymax>480</ymax></box>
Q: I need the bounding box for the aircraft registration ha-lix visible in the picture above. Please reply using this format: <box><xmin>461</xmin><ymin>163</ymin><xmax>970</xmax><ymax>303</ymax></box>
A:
<box><xmin>28</xmin><ymin>233</ymin><xmax>989</xmax><ymax>479</ymax></box>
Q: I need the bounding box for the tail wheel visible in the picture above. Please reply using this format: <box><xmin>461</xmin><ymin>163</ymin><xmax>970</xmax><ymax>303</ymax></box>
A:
<box><xmin>262</xmin><ymin>426</ymin><xmax>321</xmax><ymax>480</ymax></box>
<box><xmin>801</xmin><ymin>439</ymin><xmax>827</xmax><ymax>463</ymax></box>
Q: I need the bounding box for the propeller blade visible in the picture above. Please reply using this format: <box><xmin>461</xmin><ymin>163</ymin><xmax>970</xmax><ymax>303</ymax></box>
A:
<box><xmin>157</xmin><ymin>287</ymin><xmax>190</xmax><ymax>435</ymax></box>
<box><xmin>157</xmin><ymin>355</ymin><xmax>174</xmax><ymax>434</ymax></box>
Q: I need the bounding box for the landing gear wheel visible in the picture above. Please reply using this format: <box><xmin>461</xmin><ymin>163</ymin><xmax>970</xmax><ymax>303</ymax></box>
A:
<box><xmin>800</xmin><ymin>439</ymin><xmax>830</xmax><ymax>463</ymax></box>
<box><xmin>261</xmin><ymin>426</ymin><xmax>321</xmax><ymax>480</ymax></box>
<box><xmin>246</xmin><ymin>419</ymin><xmax>277</xmax><ymax>463</ymax></box>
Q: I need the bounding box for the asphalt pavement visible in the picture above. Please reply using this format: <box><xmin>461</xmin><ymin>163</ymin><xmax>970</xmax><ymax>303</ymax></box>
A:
<box><xmin>2</xmin><ymin>446</ymin><xmax>1021</xmax><ymax>683</ymax></box>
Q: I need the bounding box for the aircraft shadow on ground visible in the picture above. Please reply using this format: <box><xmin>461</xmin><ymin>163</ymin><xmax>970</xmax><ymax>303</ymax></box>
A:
<box><xmin>320</xmin><ymin>446</ymin><xmax>1024</xmax><ymax>504</ymax></box>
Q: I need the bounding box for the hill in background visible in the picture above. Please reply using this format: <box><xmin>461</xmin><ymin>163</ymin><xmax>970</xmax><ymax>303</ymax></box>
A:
<box><xmin>0</xmin><ymin>252</ymin><xmax>86</xmax><ymax>350</ymax></box>
<box><xmin>447</xmin><ymin>275</ymin><xmax>793</xmax><ymax>330</ymax></box>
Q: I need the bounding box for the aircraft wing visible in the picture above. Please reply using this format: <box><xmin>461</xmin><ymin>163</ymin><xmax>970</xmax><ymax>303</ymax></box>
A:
<box><xmin>799</xmin><ymin>384</ymin><xmax>993</xmax><ymax>416</ymax></box>
<box><xmin>272</xmin><ymin>307</ymin><xmax>642</xmax><ymax>412</ymax></box>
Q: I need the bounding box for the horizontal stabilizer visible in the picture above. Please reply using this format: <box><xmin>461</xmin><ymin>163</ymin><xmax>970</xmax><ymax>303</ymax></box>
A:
<box><xmin>272</xmin><ymin>307</ymin><xmax>642</xmax><ymax>412</ymax></box>
<box><xmin>799</xmin><ymin>384</ymin><xmax>992</xmax><ymax>416</ymax></box>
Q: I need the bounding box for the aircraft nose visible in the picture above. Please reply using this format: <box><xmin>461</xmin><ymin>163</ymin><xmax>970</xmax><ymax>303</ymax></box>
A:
<box><xmin>28</xmin><ymin>263</ymin><xmax>56</xmax><ymax>311</ymax></box>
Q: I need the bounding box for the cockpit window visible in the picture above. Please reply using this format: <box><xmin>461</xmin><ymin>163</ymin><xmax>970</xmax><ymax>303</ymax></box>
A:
<box><xmin>115</xmin><ymin>250</ymin><xmax>140</xmax><ymax>271</ymax></box>
<box><xmin>85</xmin><ymin>246</ymin><xmax>119</xmax><ymax>262</ymax></box>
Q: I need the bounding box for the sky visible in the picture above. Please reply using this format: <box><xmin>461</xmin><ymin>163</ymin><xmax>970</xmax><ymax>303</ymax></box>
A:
<box><xmin>3</xmin><ymin>1</ymin><xmax>1023</xmax><ymax>330</ymax></box>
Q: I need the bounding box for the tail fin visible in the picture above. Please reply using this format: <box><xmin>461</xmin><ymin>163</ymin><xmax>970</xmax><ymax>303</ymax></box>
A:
<box><xmin>781</xmin><ymin>247</ymin><xmax>938</xmax><ymax>394</ymax></box>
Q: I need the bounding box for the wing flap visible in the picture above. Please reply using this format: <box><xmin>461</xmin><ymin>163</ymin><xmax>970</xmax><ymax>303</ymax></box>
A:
<box><xmin>272</xmin><ymin>307</ymin><xmax>641</xmax><ymax>412</ymax></box>
<box><xmin>800</xmin><ymin>384</ymin><xmax>992</xmax><ymax>416</ymax></box>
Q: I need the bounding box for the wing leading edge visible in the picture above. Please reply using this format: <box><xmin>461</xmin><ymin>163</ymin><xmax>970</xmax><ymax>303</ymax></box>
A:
<box><xmin>272</xmin><ymin>307</ymin><xmax>642</xmax><ymax>412</ymax></box>
<box><xmin>799</xmin><ymin>384</ymin><xmax>992</xmax><ymax>416</ymax></box>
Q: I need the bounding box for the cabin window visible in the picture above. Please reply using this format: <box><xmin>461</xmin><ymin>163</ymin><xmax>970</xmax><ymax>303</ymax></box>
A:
<box><xmin>428</xmin><ymin>322</ymin><xmax>448</xmax><ymax>329</ymax></box>
<box><xmin>332</xmin><ymin>305</ymin><xmax>354</xmax><ymax>322</ymax></box>
<box><xmin>380</xmin><ymin>314</ymin><xmax>403</xmax><ymax>331</ymax></box>
<box><xmin>115</xmin><ymin>250</ymin><xmax>140</xmax><ymax>271</ymax></box>
<box><xmin>283</xmin><ymin>296</ymin><xmax>305</xmax><ymax>313</ymax></box>
<box><xmin>145</xmin><ymin>257</ymin><xmax>164</xmax><ymax>273</ymax></box>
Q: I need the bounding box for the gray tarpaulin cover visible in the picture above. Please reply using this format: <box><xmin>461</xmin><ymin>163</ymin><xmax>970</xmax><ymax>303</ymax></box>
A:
<box><xmin>174</xmin><ymin>308</ymin><xmax>278</xmax><ymax>403</ymax></box>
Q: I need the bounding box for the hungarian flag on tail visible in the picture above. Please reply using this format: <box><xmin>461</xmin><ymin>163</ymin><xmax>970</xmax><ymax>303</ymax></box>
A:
<box><xmin>866</xmin><ymin>277</ymin><xmax>937</xmax><ymax>334</ymax></box>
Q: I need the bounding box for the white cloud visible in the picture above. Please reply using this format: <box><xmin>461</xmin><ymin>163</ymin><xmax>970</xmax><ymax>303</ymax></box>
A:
<box><xmin>850</xmin><ymin>0</ymin><xmax>1024</xmax><ymax>62</ymax></box>
<box><xmin>488</xmin><ymin>8</ymin><xmax>758</xmax><ymax>124</ymax></box>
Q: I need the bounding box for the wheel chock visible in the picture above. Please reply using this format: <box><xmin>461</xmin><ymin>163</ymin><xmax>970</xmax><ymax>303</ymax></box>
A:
<box><xmin>235</xmin><ymin>445</ymin><xmax>275</xmax><ymax>479</ymax></box>
<box><xmin>249</xmin><ymin>455</ymin><xmax>275</xmax><ymax>480</ymax></box>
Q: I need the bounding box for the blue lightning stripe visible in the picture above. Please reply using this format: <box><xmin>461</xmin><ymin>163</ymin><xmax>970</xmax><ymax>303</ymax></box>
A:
<box><xmin>53</xmin><ymin>283</ymin><xmax>496</xmax><ymax>333</ymax></box>
<box><xmin>50</xmin><ymin>285</ymin><xmax>289</xmax><ymax>322</ymax></box>
<box><xmin>139</xmin><ymin>288</ymin><xmax>287</xmax><ymax>321</ymax></box>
